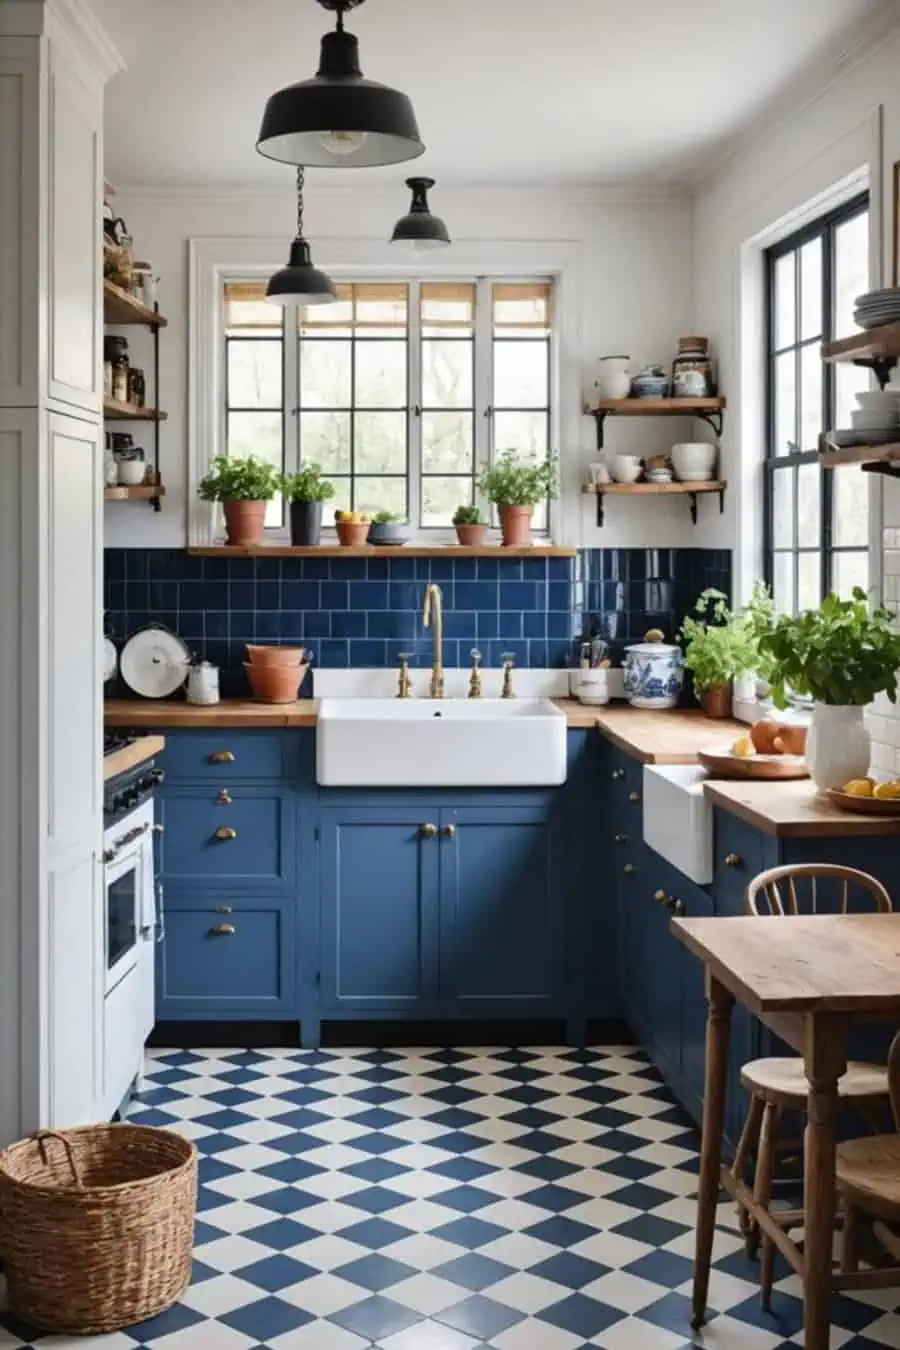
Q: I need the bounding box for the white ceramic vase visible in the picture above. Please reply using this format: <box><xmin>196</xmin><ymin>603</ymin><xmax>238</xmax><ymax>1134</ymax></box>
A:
<box><xmin>733</xmin><ymin>671</ymin><xmax>758</xmax><ymax>702</ymax></box>
<box><xmin>805</xmin><ymin>704</ymin><xmax>870</xmax><ymax>790</ymax></box>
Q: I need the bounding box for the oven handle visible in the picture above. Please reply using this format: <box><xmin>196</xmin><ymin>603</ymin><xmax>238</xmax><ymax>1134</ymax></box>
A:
<box><xmin>153</xmin><ymin>878</ymin><xmax>166</xmax><ymax>945</ymax></box>
<box><xmin>103</xmin><ymin>820</ymin><xmax>151</xmax><ymax>867</ymax></box>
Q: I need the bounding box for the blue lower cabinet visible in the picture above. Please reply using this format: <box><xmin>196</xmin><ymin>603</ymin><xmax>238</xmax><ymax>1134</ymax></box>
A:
<box><xmin>439</xmin><ymin>804</ymin><xmax>560</xmax><ymax>1013</ymax></box>
<box><xmin>157</xmin><ymin>899</ymin><xmax>296</xmax><ymax>1018</ymax></box>
<box><xmin>319</xmin><ymin>805</ymin><xmax>439</xmax><ymax>1015</ymax></box>
<box><xmin>157</xmin><ymin>786</ymin><xmax>295</xmax><ymax>891</ymax></box>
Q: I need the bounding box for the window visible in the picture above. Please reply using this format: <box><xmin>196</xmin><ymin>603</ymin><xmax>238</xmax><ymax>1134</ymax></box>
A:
<box><xmin>222</xmin><ymin>277</ymin><xmax>554</xmax><ymax>533</ymax></box>
<box><xmin>763</xmin><ymin>195</ymin><xmax>870</xmax><ymax>612</ymax></box>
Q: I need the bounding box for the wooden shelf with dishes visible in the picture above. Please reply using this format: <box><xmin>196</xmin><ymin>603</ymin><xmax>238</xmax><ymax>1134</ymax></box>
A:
<box><xmin>103</xmin><ymin>397</ymin><xmax>168</xmax><ymax>422</ymax></box>
<box><xmin>188</xmin><ymin>544</ymin><xmax>578</xmax><ymax>559</ymax></box>
<box><xmin>582</xmin><ymin>479</ymin><xmax>726</xmax><ymax>527</ymax></box>
<box><xmin>103</xmin><ymin>279</ymin><xmax>168</xmax><ymax>328</ymax></box>
<box><xmin>586</xmin><ymin>396</ymin><xmax>726</xmax><ymax>449</ymax></box>
<box><xmin>819</xmin><ymin>320</ymin><xmax>900</xmax><ymax>476</ymax></box>
<box><xmin>104</xmin><ymin>482</ymin><xmax>167</xmax><ymax>502</ymax></box>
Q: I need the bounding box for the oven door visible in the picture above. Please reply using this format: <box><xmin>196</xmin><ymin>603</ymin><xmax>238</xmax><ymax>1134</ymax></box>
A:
<box><xmin>105</xmin><ymin>833</ymin><xmax>147</xmax><ymax>993</ymax></box>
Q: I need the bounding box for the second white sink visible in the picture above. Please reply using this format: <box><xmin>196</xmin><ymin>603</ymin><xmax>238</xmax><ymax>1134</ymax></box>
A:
<box><xmin>642</xmin><ymin>763</ymin><xmax>714</xmax><ymax>884</ymax></box>
<box><xmin>317</xmin><ymin>697</ymin><xmax>567</xmax><ymax>787</ymax></box>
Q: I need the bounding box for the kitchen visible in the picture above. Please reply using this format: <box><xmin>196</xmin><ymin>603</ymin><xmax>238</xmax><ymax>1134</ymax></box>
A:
<box><xmin>6</xmin><ymin>2</ymin><xmax>900</xmax><ymax>1348</ymax></box>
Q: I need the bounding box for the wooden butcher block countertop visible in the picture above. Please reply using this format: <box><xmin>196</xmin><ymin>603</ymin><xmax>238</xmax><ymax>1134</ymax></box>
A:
<box><xmin>704</xmin><ymin>778</ymin><xmax>900</xmax><ymax>838</ymax></box>
<box><xmin>105</xmin><ymin>698</ymin><xmax>320</xmax><ymax>728</ymax></box>
<box><xmin>104</xmin><ymin>733</ymin><xmax>166</xmax><ymax>780</ymax></box>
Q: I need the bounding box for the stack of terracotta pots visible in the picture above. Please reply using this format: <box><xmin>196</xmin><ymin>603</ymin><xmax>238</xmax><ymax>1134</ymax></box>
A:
<box><xmin>244</xmin><ymin>646</ymin><xmax>308</xmax><ymax>703</ymax></box>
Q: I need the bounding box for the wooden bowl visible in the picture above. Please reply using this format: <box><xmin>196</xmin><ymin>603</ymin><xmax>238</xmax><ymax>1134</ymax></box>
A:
<box><xmin>827</xmin><ymin>788</ymin><xmax>900</xmax><ymax>816</ymax></box>
<box><xmin>336</xmin><ymin>521</ymin><xmax>370</xmax><ymax>547</ymax></box>
<box><xmin>244</xmin><ymin>661</ymin><xmax>308</xmax><ymax>704</ymax></box>
<box><xmin>245</xmin><ymin>645</ymin><xmax>306</xmax><ymax>667</ymax></box>
<box><xmin>697</xmin><ymin>747</ymin><xmax>809</xmax><ymax>780</ymax></box>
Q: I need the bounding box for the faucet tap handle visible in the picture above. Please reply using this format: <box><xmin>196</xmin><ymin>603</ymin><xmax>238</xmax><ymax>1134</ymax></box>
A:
<box><xmin>396</xmin><ymin>652</ymin><xmax>413</xmax><ymax>699</ymax></box>
<box><xmin>501</xmin><ymin>652</ymin><xmax>516</xmax><ymax>700</ymax></box>
<box><xmin>468</xmin><ymin>649</ymin><xmax>483</xmax><ymax>699</ymax></box>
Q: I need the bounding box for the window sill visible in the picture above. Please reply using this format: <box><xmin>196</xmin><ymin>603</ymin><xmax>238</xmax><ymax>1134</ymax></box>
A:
<box><xmin>187</xmin><ymin>543</ymin><xmax>577</xmax><ymax>558</ymax></box>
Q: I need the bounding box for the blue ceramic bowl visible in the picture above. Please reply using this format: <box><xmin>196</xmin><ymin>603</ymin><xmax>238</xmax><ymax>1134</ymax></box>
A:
<box><xmin>631</xmin><ymin>374</ymin><xmax>670</xmax><ymax>398</ymax></box>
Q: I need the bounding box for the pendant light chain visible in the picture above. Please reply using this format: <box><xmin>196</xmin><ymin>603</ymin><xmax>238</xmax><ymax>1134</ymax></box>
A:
<box><xmin>296</xmin><ymin>165</ymin><xmax>305</xmax><ymax>238</ymax></box>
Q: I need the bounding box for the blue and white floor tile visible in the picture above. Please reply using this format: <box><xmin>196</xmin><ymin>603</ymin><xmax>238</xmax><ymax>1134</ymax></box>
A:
<box><xmin>1</xmin><ymin>1045</ymin><xmax>899</xmax><ymax>1349</ymax></box>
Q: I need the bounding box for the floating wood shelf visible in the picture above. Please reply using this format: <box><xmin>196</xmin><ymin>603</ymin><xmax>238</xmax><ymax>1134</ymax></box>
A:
<box><xmin>103</xmin><ymin>278</ymin><xmax>167</xmax><ymax>328</ymax></box>
<box><xmin>103</xmin><ymin>397</ymin><xmax>168</xmax><ymax>422</ymax></box>
<box><xmin>188</xmin><ymin>544</ymin><xmax>577</xmax><ymax>559</ymax></box>
<box><xmin>820</xmin><ymin>440</ymin><xmax>900</xmax><ymax>476</ymax></box>
<box><xmin>104</xmin><ymin>483</ymin><xmax>166</xmax><ymax>502</ymax></box>
<box><xmin>582</xmin><ymin>479</ymin><xmax>727</xmax><ymax>527</ymax></box>
<box><xmin>822</xmin><ymin>323</ymin><xmax>900</xmax><ymax>389</ymax></box>
<box><xmin>586</xmin><ymin>396</ymin><xmax>726</xmax><ymax>448</ymax></box>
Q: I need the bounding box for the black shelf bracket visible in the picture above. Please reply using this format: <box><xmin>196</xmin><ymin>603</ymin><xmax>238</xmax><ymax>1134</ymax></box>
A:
<box><xmin>593</xmin><ymin>485</ymin><xmax>725</xmax><ymax>528</ymax></box>
<box><xmin>594</xmin><ymin>494</ymin><xmax>605</xmax><ymax>527</ymax></box>
<box><xmin>862</xmin><ymin>460</ymin><xmax>900</xmax><ymax>480</ymax></box>
<box><xmin>590</xmin><ymin>405</ymin><xmax>724</xmax><ymax>450</ymax></box>
<box><xmin>694</xmin><ymin>407</ymin><xmax>725</xmax><ymax>439</ymax></box>
<box><xmin>853</xmin><ymin>356</ymin><xmax>898</xmax><ymax>390</ymax></box>
<box><xmin>592</xmin><ymin>411</ymin><xmax>609</xmax><ymax>451</ymax></box>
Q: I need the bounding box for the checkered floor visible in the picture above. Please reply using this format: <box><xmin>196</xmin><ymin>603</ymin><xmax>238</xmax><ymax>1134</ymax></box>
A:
<box><xmin>2</xmin><ymin>1046</ymin><xmax>899</xmax><ymax>1349</ymax></box>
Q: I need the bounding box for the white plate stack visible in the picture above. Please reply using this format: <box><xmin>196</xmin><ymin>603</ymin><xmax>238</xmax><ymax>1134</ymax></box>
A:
<box><xmin>849</xmin><ymin>387</ymin><xmax>900</xmax><ymax>439</ymax></box>
<box><xmin>854</xmin><ymin>287</ymin><xmax>900</xmax><ymax>330</ymax></box>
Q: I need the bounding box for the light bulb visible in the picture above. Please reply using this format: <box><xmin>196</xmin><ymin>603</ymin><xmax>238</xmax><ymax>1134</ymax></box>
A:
<box><xmin>319</xmin><ymin>129</ymin><xmax>368</xmax><ymax>158</ymax></box>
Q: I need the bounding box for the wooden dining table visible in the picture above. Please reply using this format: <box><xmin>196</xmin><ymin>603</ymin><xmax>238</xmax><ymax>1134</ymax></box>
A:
<box><xmin>673</xmin><ymin>912</ymin><xmax>900</xmax><ymax>1350</ymax></box>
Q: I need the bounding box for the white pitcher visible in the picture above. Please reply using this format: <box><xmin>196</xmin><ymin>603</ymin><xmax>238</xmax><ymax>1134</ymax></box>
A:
<box><xmin>595</xmin><ymin>355</ymin><xmax>632</xmax><ymax>399</ymax></box>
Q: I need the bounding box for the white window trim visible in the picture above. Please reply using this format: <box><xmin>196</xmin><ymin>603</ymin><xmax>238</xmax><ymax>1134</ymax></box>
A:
<box><xmin>188</xmin><ymin>235</ymin><xmax>583</xmax><ymax>547</ymax></box>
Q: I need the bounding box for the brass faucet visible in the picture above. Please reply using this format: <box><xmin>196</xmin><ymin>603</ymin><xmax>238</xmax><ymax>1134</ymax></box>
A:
<box><xmin>422</xmin><ymin>583</ymin><xmax>445</xmax><ymax>699</ymax></box>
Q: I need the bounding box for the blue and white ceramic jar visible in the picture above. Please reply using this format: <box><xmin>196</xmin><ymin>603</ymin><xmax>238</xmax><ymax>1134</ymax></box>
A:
<box><xmin>623</xmin><ymin>633</ymin><xmax>684</xmax><ymax>709</ymax></box>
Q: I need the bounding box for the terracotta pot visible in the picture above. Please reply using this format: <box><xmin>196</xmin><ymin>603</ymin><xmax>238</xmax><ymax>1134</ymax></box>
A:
<box><xmin>455</xmin><ymin>523</ymin><xmax>489</xmax><ymax>547</ymax></box>
<box><xmin>244</xmin><ymin>661</ymin><xmax>308</xmax><ymax>704</ymax></box>
<box><xmin>223</xmin><ymin>499</ymin><xmax>267</xmax><ymax>547</ymax></box>
<box><xmin>700</xmin><ymin>680</ymin><xmax>733</xmax><ymax>719</ymax></box>
<box><xmin>336</xmin><ymin>521</ymin><xmax>371</xmax><ymax>547</ymax></box>
<box><xmin>246</xmin><ymin>645</ymin><xmax>306</xmax><ymax>668</ymax></box>
<box><xmin>499</xmin><ymin>505</ymin><xmax>533</xmax><ymax>547</ymax></box>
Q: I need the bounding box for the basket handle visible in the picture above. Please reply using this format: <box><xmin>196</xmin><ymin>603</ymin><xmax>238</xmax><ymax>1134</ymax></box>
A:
<box><xmin>34</xmin><ymin>1130</ymin><xmax>84</xmax><ymax>1189</ymax></box>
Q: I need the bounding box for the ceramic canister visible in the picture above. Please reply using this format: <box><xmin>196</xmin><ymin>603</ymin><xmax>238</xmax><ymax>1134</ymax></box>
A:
<box><xmin>623</xmin><ymin>634</ymin><xmax>684</xmax><ymax>709</ymax></box>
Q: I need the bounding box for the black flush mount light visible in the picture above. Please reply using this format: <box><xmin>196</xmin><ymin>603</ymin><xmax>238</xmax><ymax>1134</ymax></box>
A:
<box><xmin>267</xmin><ymin>167</ymin><xmax>337</xmax><ymax>307</ymax></box>
<box><xmin>391</xmin><ymin>177</ymin><xmax>450</xmax><ymax>250</ymax></box>
<box><xmin>257</xmin><ymin>0</ymin><xmax>424</xmax><ymax>169</ymax></box>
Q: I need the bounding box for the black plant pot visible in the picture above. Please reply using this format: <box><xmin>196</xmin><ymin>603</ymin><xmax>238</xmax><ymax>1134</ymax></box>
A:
<box><xmin>289</xmin><ymin>499</ymin><xmax>323</xmax><ymax>546</ymax></box>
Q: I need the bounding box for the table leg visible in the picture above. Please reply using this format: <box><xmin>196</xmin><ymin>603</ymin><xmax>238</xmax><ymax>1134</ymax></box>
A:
<box><xmin>803</xmin><ymin>1014</ymin><xmax>847</xmax><ymax>1350</ymax></box>
<box><xmin>691</xmin><ymin>970</ymin><xmax>734</xmax><ymax>1329</ymax></box>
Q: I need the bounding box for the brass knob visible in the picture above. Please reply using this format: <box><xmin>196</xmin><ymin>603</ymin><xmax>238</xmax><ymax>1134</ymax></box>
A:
<box><xmin>725</xmin><ymin>852</ymin><xmax>743</xmax><ymax>867</ymax></box>
<box><xmin>614</xmin><ymin>833</ymin><xmax>629</xmax><ymax>845</ymax></box>
<box><xmin>217</xmin><ymin>789</ymin><xmax>233</xmax><ymax>805</ymax></box>
<box><xmin>208</xmin><ymin>750</ymin><xmax>235</xmax><ymax>765</ymax></box>
<box><xmin>209</xmin><ymin>923</ymin><xmax>236</xmax><ymax>936</ymax></box>
<box><xmin>653</xmin><ymin>889</ymin><xmax>668</xmax><ymax>905</ymax></box>
<box><xmin>623</xmin><ymin>863</ymin><xmax>635</xmax><ymax>875</ymax></box>
<box><xmin>215</xmin><ymin>826</ymin><xmax>237</xmax><ymax>841</ymax></box>
<box><xmin>442</xmin><ymin>824</ymin><xmax>456</xmax><ymax>838</ymax></box>
<box><xmin>421</xmin><ymin>823</ymin><xmax>438</xmax><ymax>838</ymax></box>
<box><xmin>611</xmin><ymin>768</ymin><xmax>625</xmax><ymax>781</ymax></box>
<box><xmin>628</xmin><ymin>791</ymin><xmax>641</xmax><ymax>804</ymax></box>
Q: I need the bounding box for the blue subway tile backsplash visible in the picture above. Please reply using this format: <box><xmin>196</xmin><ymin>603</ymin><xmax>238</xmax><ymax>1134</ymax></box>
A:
<box><xmin>104</xmin><ymin>548</ymin><xmax>731</xmax><ymax>696</ymax></box>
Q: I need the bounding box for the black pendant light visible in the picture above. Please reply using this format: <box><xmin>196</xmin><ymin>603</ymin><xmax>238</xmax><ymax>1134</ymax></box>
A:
<box><xmin>391</xmin><ymin>177</ymin><xmax>450</xmax><ymax>250</ymax></box>
<box><xmin>257</xmin><ymin>0</ymin><xmax>424</xmax><ymax>169</ymax></box>
<box><xmin>267</xmin><ymin>167</ymin><xmax>337</xmax><ymax>307</ymax></box>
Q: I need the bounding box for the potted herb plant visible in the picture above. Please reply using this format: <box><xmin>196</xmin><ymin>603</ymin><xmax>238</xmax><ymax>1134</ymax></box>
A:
<box><xmin>198</xmin><ymin>454</ymin><xmax>280</xmax><ymax>547</ymax></box>
<box><xmin>761</xmin><ymin>588</ymin><xmax>900</xmax><ymax>788</ymax></box>
<box><xmin>453</xmin><ymin>504</ymin><xmax>488</xmax><ymax>547</ymax></box>
<box><xmin>477</xmin><ymin>450</ymin><xmax>559</xmax><ymax>547</ymax></box>
<box><xmin>281</xmin><ymin>463</ymin><xmax>335</xmax><ymax>546</ymax></box>
<box><xmin>733</xmin><ymin>580</ymin><xmax>776</xmax><ymax>701</ymax></box>
<box><xmin>678</xmin><ymin>588</ymin><xmax>758</xmax><ymax>718</ymax></box>
<box><xmin>368</xmin><ymin>511</ymin><xmax>410</xmax><ymax>546</ymax></box>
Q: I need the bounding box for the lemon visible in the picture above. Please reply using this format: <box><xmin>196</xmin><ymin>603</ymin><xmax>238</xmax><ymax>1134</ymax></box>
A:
<box><xmin>731</xmin><ymin>737</ymin><xmax>755</xmax><ymax>758</ymax></box>
<box><xmin>843</xmin><ymin>778</ymin><xmax>875</xmax><ymax>797</ymax></box>
<box><xmin>874</xmin><ymin>782</ymin><xmax>900</xmax><ymax>800</ymax></box>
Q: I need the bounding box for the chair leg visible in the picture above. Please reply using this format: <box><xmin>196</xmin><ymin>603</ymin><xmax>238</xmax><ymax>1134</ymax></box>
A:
<box><xmin>732</xmin><ymin>1094</ymin><xmax>764</xmax><ymax>1252</ymax></box>
<box><xmin>753</xmin><ymin>1101</ymin><xmax>779</xmax><ymax>1286</ymax></box>
<box><xmin>842</xmin><ymin>1200</ymin><xmax>861</xmax><ymax>1273</ymax></box>
<box><xmin>761</xmin><ymin>1216</ymin><xmax>778</xmax><ymax>1310</ymax></box>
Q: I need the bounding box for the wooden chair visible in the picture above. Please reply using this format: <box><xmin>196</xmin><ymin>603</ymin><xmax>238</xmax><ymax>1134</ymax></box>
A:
<box><xmin>732</xmin><ymin>863</ymin><xmax>893</xmax><ymax>1308</ymax></box>
<box><xmin>838</xmin><ymin>1030</ymin><xmax>900</xmax><ymax>1276</ymax></box>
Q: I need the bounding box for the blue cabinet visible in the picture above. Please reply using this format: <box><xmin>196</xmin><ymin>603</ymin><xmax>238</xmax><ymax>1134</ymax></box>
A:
<box><xmin>157</xmin><ymin>899</ymin><xmax>295</xmax><ymax>1018</ymax></box>
<box><xmin>158</xmin><ymin>785</ymin><xmax>295</xmax><ymax>892</ymax></box>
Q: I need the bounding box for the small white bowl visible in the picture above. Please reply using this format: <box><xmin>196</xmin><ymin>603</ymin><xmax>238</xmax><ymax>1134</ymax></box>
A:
<box><xmin>856</xmin><ymin>390</ymin><xmax>900</xmax><ymax>413</ymax></box>
<box><xmin>851</xmin><ymin>407</ymin><xmax>899</xmax><ymax>430</ymax></box>
<box><xmin>608</xmin><ymin>455</ymin><xmax>643</xmax><ymax>484</ymax></box>
<box><xmin>117</xmin><ymin>459</ymin><xmax>147</xmax><ymax>486</ymax></box>
<box><xmin>671</xmin><ymin>442</ymin><xmax>717</xmax><ymax>482</ymax></box>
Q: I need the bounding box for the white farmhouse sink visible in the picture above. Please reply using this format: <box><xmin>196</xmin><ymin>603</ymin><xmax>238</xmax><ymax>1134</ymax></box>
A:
<box><xmin>642</xmin><ymin>764</ymin><xmax>714</xmax><ymax>884</ymax></box>
<box><xmin>317</xmin><ymin>698</ymin><xmax>567</xmax><ymax>787</ymax></box>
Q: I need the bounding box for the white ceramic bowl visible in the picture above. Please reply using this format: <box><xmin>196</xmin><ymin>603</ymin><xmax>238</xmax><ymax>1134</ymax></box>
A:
<box><xmin>856</xmin><ymin>390</ymin><xmax>900</xmax><ymax>413</ymax></box>
<box><xmin>851</xmin><ymin>407</ymin><xmax>899</xmax><ymax>430</ymax></box>
<box><xmin>671</xmin><ymin>442</ymin><xmax>716</xmax><ymax>482</ymax></box>
<box><xmin>117</xmin><ymin>459</ymin><xmax>147</xmax><ymax>486</ymax></box>
<box><xmin>607</xmin><ymin>455</ymin><xmax>643</xmax><ymax>484</ymax></box>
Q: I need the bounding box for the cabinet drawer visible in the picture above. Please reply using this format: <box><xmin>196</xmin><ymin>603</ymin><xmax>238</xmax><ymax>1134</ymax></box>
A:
<box><xmin>157</xmin><ymin>902</ymin><xmax>293</xmax><ymax>1012</ymax></box>
<box><xmin>714</xmin><ymin>810</ymin><xmax>766</xmax><ymax>909</ymax></box>
<box><xmin>158</xmin><ymin>788</ymin><xmax>292</xmax><ymax>887</ymax></box>
<box><xmin>159</xmin><ymin>732</ymin><xmax>285</xmax><ymax>781</ymax></box>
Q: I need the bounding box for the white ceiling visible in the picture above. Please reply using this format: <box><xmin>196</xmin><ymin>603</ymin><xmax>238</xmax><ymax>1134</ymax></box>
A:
<box><xmin>90</xmin><ymin>0</ymin><xmax>888</xmax><ymax>190</ymax></box>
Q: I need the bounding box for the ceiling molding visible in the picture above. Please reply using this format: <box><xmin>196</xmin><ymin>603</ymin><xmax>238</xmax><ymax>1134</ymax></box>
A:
<box><xmin>689</xmin><ymin>0</ymin><xmax>900</xmax><ymax>190</ymax></box>
<box><xmin>112</xmin><ymin>180</ymin><xmax>689</xmax><ymax>207</ymax></box>
<box><xmin>48</xmin><ymin>0</ymin><xmax>125</xmax><ymax>84</ymax></box>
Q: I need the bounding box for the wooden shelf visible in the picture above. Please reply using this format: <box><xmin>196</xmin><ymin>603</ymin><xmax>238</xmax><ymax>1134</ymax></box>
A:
<box><xmin>586</xmin><ymin>397</ymin><xmax>725</xmax><ymax>448</ymax></box>
<box><xmin>103</xmin><ymin>278</ymin><xmax>167</xmax><ymax>327</ymax></box>
<box><xmin>822</xmin><ymin>323</ymin><xmax>900</xmax><ymax>365</ymax></box>
<box><xmin>103</xmin><ymin>397</ymin><xmax>167</xmax><ymax>422</ymax></box>
<box><xmin>104</xmin><ymin>483</ymin><xmax>166</xmax><ymax>501</ymax></box>
<box><xmin>820</xmin><ymin>442</ymin><xmax>900</xmax><ymax>473</ymax></box>
<box><xmin>188</xmin><ymin>544</ymin><xmax>577</xmax><ymax>559</ymax></box>
<box><xmin>581</xmin><ymin>479</ymin><xmax>727</xmax><ymax>527</ymax></box>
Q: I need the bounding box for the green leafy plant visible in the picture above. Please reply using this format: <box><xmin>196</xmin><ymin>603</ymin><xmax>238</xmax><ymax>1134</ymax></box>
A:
<box><xmin>741</xmin><ymin>580</ymin><xmax>777</xmax><ymax>682</ymax></box>
<box><xmin>372</xmin><ymin>510</ymin><xmax>402</xmax><ymax>524</ymax></box>
<box><xmin>199</xmin><ymin>455</ymin><xmax>280</xmax><ymax>502</ymax></box>
<box><xmin>678</xmin><ymin>589</ymin><xmax>760</xmax><ymax>693</ymax></box>
<box><xmin>478</xmin><ymin>450</ymin><xmax>559</xmax><ymax>507</ymax></box>
<box><xmin>280</xmin><ymin>463</ymin><xmax>335</xmax><ymax>503</ymax></box>
<box><xmin>761</xmin><ymin>588</ymin><xmax>900</xmax><ymax>707</ymax></box>
<box><xmin>453</xmin><ymin>504</ymin><xmax>483</xmax><ymax>526</ymax></box>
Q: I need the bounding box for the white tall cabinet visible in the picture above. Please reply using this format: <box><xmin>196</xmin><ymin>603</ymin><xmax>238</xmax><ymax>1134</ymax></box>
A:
<box><xmin>0</xmin><ymin>0</ymin><xmax>121</xmax><ymax>1143</ymax></box>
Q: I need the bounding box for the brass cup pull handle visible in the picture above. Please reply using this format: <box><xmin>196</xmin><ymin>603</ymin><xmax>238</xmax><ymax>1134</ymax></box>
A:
<box><xmin>217</xmin><ymin>790</ymin><xmax>233</xmax><ymax>805</ymax></box>
<box><xmin>421</xmin><ymin>823</ymin><xmax>438</xmax><ymax>838</ymax></box>
<box><xmin>611</xmin><ymin>768</ymin><xmax>625</xmax><ymax>781</ymax></box>
<box><xmin>724</xmin><ymin>852</ymin><xmax>743</xmax><ymax>867</ymax></box>
<box><xmin>628</xmin><ymin>791</ymin><xmax>641</xmax><ymax>804</ymax></box>
<box><xmin>209</xmin><ymin>923</ymin><xmax>236</xmax><ymax>936</ymax></box>
<box><xmin>653</xmin><ymin>889</ymin><xmax>668</xmax><ymax>905</ymax></box>
<box><xmin>208</xmin><ymin>751</ymin><xmax>235</xmax><ymax>765</ymax></box>
<box><xmin>442</xmin><ymin>824</ymin><xmax>456</xmax><ymax>838</ymax></box>
<box><xmin>215</xmin><ymin>826</ymin><xmax>237</xmax><ymax>841</ymax></box>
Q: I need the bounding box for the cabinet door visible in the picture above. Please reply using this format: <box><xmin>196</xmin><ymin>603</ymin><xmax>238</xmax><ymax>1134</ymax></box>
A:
<box><xmin>157</xmin><ymin>786</ymin><xmax>294</xmax><ymax>892</ymax></box>
<box><xmin>632</xmin><ymin>851</ymin><xmax>681</xmax><ymax>1085</ymax></box>
<box><xmin>319</xmin><ymin>805</ymin><xmax>439</xmax><ymax>1015</ymax></box>
<box><xmin>438</xmin><ymin>804</ymin><xmax>560</xmax><ymax>1013</ymax></box>
<box><xmin>157</xmin><ymin>899</ymin><xmax>295</xmax><ymax>1019</ymax></box>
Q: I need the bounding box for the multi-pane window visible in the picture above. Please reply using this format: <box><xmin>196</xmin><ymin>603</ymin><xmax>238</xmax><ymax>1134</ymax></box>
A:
<box><xmin>764</xmin><ymin>195</ymin><xmax>870</xmax><ymax>612</ymax></box>
<box><xmin>221</xmin><ymin>277</ymin><xmax>553</xmax><ymax>532</ymax></box>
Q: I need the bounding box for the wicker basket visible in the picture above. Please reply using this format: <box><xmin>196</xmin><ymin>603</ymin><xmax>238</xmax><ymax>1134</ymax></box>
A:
<box><xmin>0</xmin><ymin>1124</ymin><xmax>197</xmax><ymax>1335</ymax></box>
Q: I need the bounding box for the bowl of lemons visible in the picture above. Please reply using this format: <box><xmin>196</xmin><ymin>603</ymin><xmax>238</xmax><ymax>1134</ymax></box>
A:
<box><xmin>335</xmin><ymin>510</ymin><xmax>371</xmax><ymax>547</ymax></box>
<box><xmin>829</xmin><ymin>777</ymin><xmax>900</xmax><ymax>813</ymax></box>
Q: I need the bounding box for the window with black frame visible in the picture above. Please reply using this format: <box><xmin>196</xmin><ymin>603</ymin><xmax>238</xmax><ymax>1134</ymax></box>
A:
<box><xmin>764</xmin><ymin>195</ymin><xmax>870</xmax><ymax>613</ymax></box>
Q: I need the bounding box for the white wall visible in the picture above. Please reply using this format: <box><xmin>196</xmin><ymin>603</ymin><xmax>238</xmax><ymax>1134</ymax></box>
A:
<box><xmin>104</xmin><ymin>184</ymin><xmax>705</xmax><ymax>550</ymax></box>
